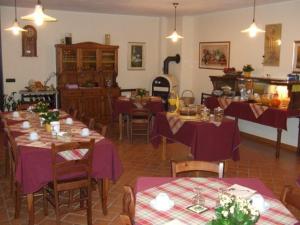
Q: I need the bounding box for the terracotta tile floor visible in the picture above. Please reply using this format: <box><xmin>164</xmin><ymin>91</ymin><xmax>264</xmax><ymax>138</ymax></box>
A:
<box><xmin>0</xmin><ymin>129</ymin><xmax>300</xmax><ymax>224</ymax></box>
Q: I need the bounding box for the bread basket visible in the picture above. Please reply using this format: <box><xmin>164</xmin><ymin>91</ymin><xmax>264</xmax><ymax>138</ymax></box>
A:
<box><xmin>180</xmin><ymin>90</ymin><xmax>195</xmax><ymax>106</ymax></box>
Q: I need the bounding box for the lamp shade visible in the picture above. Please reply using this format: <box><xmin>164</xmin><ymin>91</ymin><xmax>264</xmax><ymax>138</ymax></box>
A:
<box><xmin>21</xmin><ymin>3</ymin><xmax>57</xmax><ymax>26</ymax></box>
<box><xmin>5</xmin><ymin>20</ymin><xmax>27</xmax><ymax>35</ymax></box>
<box><xmin>166</xmin><ymin>30</ymin><xmax>184</xmax><ymax>42</ymax></box>
<box><xmin>241</xmin><ymin>22</ymin><xmax>265</xmax><ymax>38</ymax></box>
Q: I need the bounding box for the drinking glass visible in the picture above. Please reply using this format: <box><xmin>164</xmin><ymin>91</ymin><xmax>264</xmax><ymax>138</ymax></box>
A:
<box><xmin>192</xmin><ymin>187</ymin><xmax>205</xmax><ymax>206</ymax></box>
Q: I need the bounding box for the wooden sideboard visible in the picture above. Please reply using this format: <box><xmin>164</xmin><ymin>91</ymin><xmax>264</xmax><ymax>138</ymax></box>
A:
<box><xmin>56</xmin><ymin>42</ymin><xmax>120</xmax><ymax>122</ymax></box>
<box><xmin>209</xmin><ymin>75</ymin><xmax>300</xmax><ymax>110</ymax></box>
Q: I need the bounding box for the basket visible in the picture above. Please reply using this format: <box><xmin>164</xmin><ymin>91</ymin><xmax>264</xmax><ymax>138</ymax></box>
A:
<box><xmin>180</xmin><ymin>90</ymin><xmax>195</xmax><ymax>106</ymax></box>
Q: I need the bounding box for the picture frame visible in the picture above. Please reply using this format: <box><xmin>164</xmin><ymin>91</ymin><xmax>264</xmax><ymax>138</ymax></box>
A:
<box><xmin>293</xmin><ymin>41</ymin><xmax>300</xmax><ymax>73</ymax></box>
<box><xmin>199</xmin><ymin>41</ymin><xmax>230</xmax><ymax>70</ymax></box>
<box><xmin>128</xmin><ymin>42</ymin><xmax>146</xmax><ymax>70</ymax></box>
<box><xmin>263</xmin><ymin>24</ymin><xmax>282</xmax><ymax>67</ymax></box>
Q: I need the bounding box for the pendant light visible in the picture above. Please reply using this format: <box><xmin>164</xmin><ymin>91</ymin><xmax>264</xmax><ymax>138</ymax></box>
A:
<box><xmin>241</xmin><ymin>0</ymin><xmax>265</xmax><ymax>38</ymax></box>
<box><xmin>21</xmin><ymin>0</ymin><xmax>57</xmax><ymax>26</ymax></box>
<box><xmin>166</xmin><ymin>3</ymin><xmax>183</xmax><ymax>42</ymax></box>
<box><xmin>5</xmin><ymin>0</ymin><xmax>27</xmax><ymax>35</ymax></box>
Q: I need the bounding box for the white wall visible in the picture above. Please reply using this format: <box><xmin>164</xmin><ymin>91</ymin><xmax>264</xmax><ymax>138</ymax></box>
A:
<box><xmin>184</xmin><ymin>0</ymin><xmax>300</xmax><ymax>146</ymax></box>
<box><xmin>0</xmin><ymin>6</ymin><xmax>161</xmax><ymax>94</ymax></box>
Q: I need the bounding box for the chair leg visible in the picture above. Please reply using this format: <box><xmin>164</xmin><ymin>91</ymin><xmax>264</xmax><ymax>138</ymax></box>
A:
<box><xmin>80</xmin><ymin>188</ymin><xmax>84</xmax><ymax>209</ymax></box>
<box><xmin>130</xmin><ymin>123</ymin><xmax>133</xmax><ymax>144</ymax></box>
<box><xmin>5</xmin><ymin>148</ymin><xmax>9</xmax><ymax>177</ymax></box>
<box><xmin>9</xmin><ymin>163</ymin><xmax>13</xmax><ymax>196</ymax></box>
<box><xmin>87</xmin><ymin>187</ymin><xmax>92</xmax><ymax>225</ymax></box>
<box><xmin>43</xmin><ymin>188</ymin><xmax>48</xmax><ymax>216</ymax></box>
<box><xmin>54</xmin><ymin>192</ymin><xmax>60</xmax><ymax>225</ymax></box>
<box><xmin>14</xmin><ymin>183</ymin><xmax>21</xmax><ymax>219</ymax></box>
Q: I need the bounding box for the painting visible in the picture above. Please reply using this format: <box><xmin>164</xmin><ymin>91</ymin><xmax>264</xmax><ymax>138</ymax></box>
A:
<box><xmin>199</xmin><ymin>41</ymin><xmax>230</xmax><ymax>70</ymax></box>
<box><xmin>128</xmin><ymin>42</ymin><xmax>145</xmax><ymax>70</ymax></box>
<box><xmin>263</xmin><ymin>24</ymin><xmax>282</xmax><ymax>66</ymax></box>
<box><xmin>293</xmin><ymin>41</ymin><xmax>300</xmax><ymax>73</ymax></box>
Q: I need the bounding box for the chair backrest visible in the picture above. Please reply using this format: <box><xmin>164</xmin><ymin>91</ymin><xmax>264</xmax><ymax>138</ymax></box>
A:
<box><xmin>79</xmin><ymin>114</ymin><xmax>96</xmax><ymax>130</ymax></box>
<box><xmin>95</xmin><ymin>123</ymin><xmax>107</xmax><ymax>137</ymax></box>
<box><xmin>119</xmin><ymin>214</ymin><xmax>133</xmax><ymax>225</ymax></box>
<box><xmin>280</xmin><ymin>185</ymin><xmax>300</xmax><ymax>209</ymax></box>
<box><xmin>123</xmin><ymin>185</ymin><xmax>135</xmax><ymax>223</ymax></box>
<box><xmin>130</xmin><ymin>108</ymin><xmax>151</xmax><ymax>120</ymax></box>
<box><xmin>51</xmin><ymin>139</ymin><xmax>95</xmax><ymax>191</ymax></box>
<box><xmin>171</xmin><ymin>160</ymin><xmax>224</xmax><ymax>178</ymax></box>
<box><xmin>200</xmin><ymin>92</ymin><xmax>212</xmax><ymax>105</ymax></box>
<box><xmin>68</xmin><ymin>106</ymin><xmax>78</xmax><ymax>119</ymax></box>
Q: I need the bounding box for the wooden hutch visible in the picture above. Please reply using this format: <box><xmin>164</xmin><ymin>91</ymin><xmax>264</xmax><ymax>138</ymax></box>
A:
<box><xmin>56</xmin><ymin>42</ymin><xmax>120</xmax><ymax>122</ymax></box>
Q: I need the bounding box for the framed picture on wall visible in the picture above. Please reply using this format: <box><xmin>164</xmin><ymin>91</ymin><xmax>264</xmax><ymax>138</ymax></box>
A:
<box><xmin>293</xmin><ymin>41</ymin><xmax>300</xmax><ymax>73</ymax></box>
<box><xmin>128</xmin><ymin>42</ymin><xmax>146</xmax><ymax>70</ymax></box>
<box><xmin>199</xmin><ymin>41</ymin><xmax>230</xmax><ymax>70</ymax></box>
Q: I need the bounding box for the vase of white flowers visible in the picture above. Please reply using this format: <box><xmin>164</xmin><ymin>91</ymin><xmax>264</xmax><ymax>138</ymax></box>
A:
<box><xmin>208</xmin><ymin>192</ymin><xmax>260</xmax><ymax>225</ymax></box>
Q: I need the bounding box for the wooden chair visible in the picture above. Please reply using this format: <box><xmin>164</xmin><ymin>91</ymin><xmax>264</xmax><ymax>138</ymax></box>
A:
<box><xmin>171</xmin><ymin>160</ymin><xmax>224</xmax><ymax>178</ymax></box>
<box><xmin>122</xmin><ymin>185</ymin><xmax>135</xmax><ymax>224</ymax></box>
<box><xmin>68</xmin><ymin>106</ymin><xmax>78</xmax><ymax>119</ymax></box>
<box><xmin>1</xmin><ymin>118</ymin><xmax>10</xmax><ymax>177</ymax></box>
<box><xmin>129</xmin><ymin>108</ymin><xmax>151</xmax><ymax>143</ymax></box>
<box><xmin>280</xmin><ymin>185</ymin><xmax>300</xmax><ymax>209</ymax></box>
<box><xmin>4</xmin><ymin>127</ymin><xmax>22</xmax><ymax>218</ymax></box>
<box><xmin>43</xmin><ymin>139</ymin><xmax>95</xmax><ymax>225</ymax></box>
<box><xmin>79</xmin><ymin>113</ymin><xmax>107</xmax><ymax>136</ymax></box>
<box><xmin>200</xmin><ymin>92</ymin><xmax>212</xmax><ymax>105</ymax></box>
<box><xmin>120</xmin><ymin>214</ymin><xmax>133</xmax><ymax>225</ymax></box>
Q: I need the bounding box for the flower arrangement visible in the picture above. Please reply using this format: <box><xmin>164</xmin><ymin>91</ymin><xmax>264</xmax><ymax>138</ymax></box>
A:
<box><xmin>40</xmin><ymin>111</ymin><xmax>59</xmax><ymax>124</ymax></box>
<box><xmin>243</xmin><ymin>64</ymin><xmax>254</xmax><ymax>72</ymax></box>
<box><xmin>136</xmin><ymin>88</ymin><xmax>147</xmax><ymax>97</ymax></box>
<box><xmin>208</xmin><ymin>193</ymin><xmax>260</xmax><ymax>225</ymax></box>
<box><xmin>34</xmin><ymin>101</ymin><xmax>49</xmax><ymax>113</ymax></box>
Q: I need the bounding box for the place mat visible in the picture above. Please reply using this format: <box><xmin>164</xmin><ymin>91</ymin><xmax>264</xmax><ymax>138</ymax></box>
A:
<box><xmin>58</xmin><ymin>148</ymin><xmax>88</xmax><ymax>161</ymax></box>
<box><xmin>217</xmin><ymin>97</ymin><xmax>232</xmax><ymax>109</ymax></box>
<box><xmin>166</xmin><ymin>113</ymin><xmax>185</xmax><ymax>134</ymax></box>
<box><xmin>249</xmin><ymin>104</ymin><xmax>268</xmax><ymax>118</ymax></box>
<box><xmin>136</xmin><ymin>177</ymin><xmax>298</xmax><ymax>225</ymax></box>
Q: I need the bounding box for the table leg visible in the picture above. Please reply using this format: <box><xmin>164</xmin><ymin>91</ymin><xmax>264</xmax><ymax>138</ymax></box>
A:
<box><xmin>27</xmin><ymin>194</ymin><xmax>34</xmax><ymax>225</ymax></box>
<box><xmin>119</xmin><ymin>113</ymin><xmax>123</xmax><ymax>141</ymax></box>
<box><xmin>162</xmin><ymin>136</ymin><xmax>167</xmax><ymax>160</ymax></box>
<box><xmin>276</xmin><ymin>128</ymin><xmax>282</xmax><ymax>159</ymax></box>
<box><xmin>297</xmin><ymin>117</ymin><xmax>300</xmax><ymax>154</ymax></box>
<box><xmin>98</xmin><ymin>178</ymin><xmax>109</xmax><ymax>215</ymax></box>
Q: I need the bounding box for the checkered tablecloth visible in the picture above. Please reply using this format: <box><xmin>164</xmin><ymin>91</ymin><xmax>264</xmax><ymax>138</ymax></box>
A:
<box><xmin>166</xmin><ymin>113</ymin><xmax>185</xmax><ymax>134</ymax></box>
<box><xmin>218</xmin><ymin>97</ymin><xmax>232</xmax><ymax>109</ymax></box>
<box><xmin>249</xmin><ymin>104</ymin><xmax>269</xmax><ymax>118</ymax></box>
<box><xmin>135</xmin><ymin>178</ymin><xmax>298</xmax><ymax>225</ymax></box>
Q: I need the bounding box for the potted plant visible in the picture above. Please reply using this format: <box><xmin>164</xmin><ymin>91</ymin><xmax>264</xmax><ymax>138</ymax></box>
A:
<box><xmin>4</xmin><ymin>92</ymin><xmax>21</xmax><ymax>111</ymax></box>
<box><xmin>40</xmin><ymin>111</ymin><xmax>60</xmax><ymax>132</ymax></box>
<box><xmin>243</xmin><ymin>64</ymin><xmax>254</xmax><ymax>77</ymax></box>
<box><xmin>34</xmin><ymin>101</ymin><xmax>49</xmax><ymax>114</ymax></box>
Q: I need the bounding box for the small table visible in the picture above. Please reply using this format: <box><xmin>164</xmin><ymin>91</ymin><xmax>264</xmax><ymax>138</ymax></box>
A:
<box><xmin>135</xmin><ymin>177</ymin><xmax>299</xmax><ymax>225</ymax></box>
<box><xmin>114</xmin><ymin>98</ymin><xmax>164</xmax><ymax>140</ymax></box>
<box><xmin>2</xmin><ymin>111</ymin><xmax>123</xmax><ymax>225</ymax></box>
<box><xmin>205</xmin><ymin>96</ymin><xmax>300</xmax><ymax>158</ymax></box>
<box><xmin>151</xmin><ymin>112</ymin><xmax>240</xmax><ymax>161</ymax></box>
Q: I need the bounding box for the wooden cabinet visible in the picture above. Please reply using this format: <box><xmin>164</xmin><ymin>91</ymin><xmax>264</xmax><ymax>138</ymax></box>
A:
<box><xmin>56</xmin><ymin>42</ymin><xmax>120</xmax><ymax>122</ymax></box>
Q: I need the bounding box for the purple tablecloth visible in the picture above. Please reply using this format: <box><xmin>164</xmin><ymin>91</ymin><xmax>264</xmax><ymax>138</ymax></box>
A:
<box><xmin>151</xmin><ymin>113</ymin><xmax>240</xmax><ymax>161</ymax></box>
<box><xmin>114</xmin><ymin>99</ymin><xmax>164</xmax><ymax>116</ymax></box>
<box><xmin>205</xmin><ymin>97</ymin><xmax>293</xmax><ymax>130</ymax></box>
<box><xmin>16</xmin><ymin>139</ymin><xmax>123</xmax><ymax>194</ymax></box>
<box><xmin>136</xmin><ymin>177</ymin><xmax>275</xmax><ymax>198</ymax></box>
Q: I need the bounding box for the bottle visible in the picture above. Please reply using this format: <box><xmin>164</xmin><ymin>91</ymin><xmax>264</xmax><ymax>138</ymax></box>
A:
<box><xmin>168</xmin><ymin>90</ymin><xmax>177</xmax><ymax>113</ymax></box>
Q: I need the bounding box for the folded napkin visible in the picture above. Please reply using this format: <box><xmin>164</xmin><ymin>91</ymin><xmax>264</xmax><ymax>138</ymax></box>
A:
<box><xmin>249</xmin><ymin>103</ymin><xmax>268</xmax><ymax>118</ymax></box>
<box><xmin>166</xmin><ymin>113</ymin><xmax>184</xmax><ymax>134</ymax></box>
<box><xmin>133</xmin><ymin>102</ymin><xmax>144</xmax><ymax>109</ymax></box>
<box><xmin>218</xmin><ymin>97</ymin><xmax>232</xmax><ymax>109</ymax></box>
<box><xmin>58</xmin><ymin>148</ymin><xmax>88</xmax><ymax>161</ymax></box>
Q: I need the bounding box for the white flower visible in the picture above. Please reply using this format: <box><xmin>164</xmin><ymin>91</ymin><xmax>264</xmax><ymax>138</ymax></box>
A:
<box><xmin>229</xmin><ymin>206</ymin><xmax>235</xmax><ymax>214</ymax></box>
<box><xmin>222</xmin><ymin>210</ymin><xmax>229</xmax><ymax>218</ymax></box>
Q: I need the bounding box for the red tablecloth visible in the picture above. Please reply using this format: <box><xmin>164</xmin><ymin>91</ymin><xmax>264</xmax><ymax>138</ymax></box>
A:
<box><xmin>205</xmin><ymin>97</ymin><xmax>290</xmax><ymax>130</ymax></box>
<box><xmin>151</xmin><ymin>112</ymin><xmax>240</xmax><ymax>161</ymax></box>
<box><xmin>15</xmin><ymin>138</ymin><xmax>123</xmax><ymax>194</ymax></box>
<box><xmin>2</xmin><ymin>114</ymin><xmax>123</xmax><ymax>194</ymax></box>
<box><xmin>114</xmin><ymin>99</ymin><xmax>164</xmax><ymax>116</ymax></box>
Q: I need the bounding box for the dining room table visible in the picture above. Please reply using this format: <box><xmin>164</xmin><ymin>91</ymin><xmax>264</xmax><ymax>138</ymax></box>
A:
<box><xmin>135</xmin><ymin>177</ymin><xmax>299</xmax><ymax>225</ymax></box>
<box><xmin>113</xmin><ymin>96</ymin><xmax>164</xmax><ymax>140</ymax></box>
<box><xmin>1</xmin><ymin>110</ymin><xmax>123</xmax><ymax>225</ymax></box>
<box><xmin>151</xmin><ymin>112</ymin><xmax>240</xmax><ymax>161</ymax></box>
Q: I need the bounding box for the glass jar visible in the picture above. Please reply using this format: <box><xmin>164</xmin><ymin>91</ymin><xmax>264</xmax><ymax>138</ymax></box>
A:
<box><xmin>200</xmin><ymin>107</ymin><xmax>210</xmax><ymax>121</ymax></box>
<box><xmin>214</xmin><ymin>107</ymin><xmax>224</xmax><ymax>122</ymax></box>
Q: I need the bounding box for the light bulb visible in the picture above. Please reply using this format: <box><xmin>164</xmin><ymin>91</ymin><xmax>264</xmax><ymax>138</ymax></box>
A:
<box><xmin>166</xmin><ymin>31</ymin><xmax>183</xmax><ymax>43</ymax></box>
<box><xmin>5</xmin><ymin>21</ymin><xmax>27</xmax><ymax>35</ymax></box>
<box><xmin>241</xmin><ymin>22</ymin><xmax>265</xmax><ymax>38</ymax></box>
<box><xmin>21</xmin><ymin>3</ymin><xmax>57</xmax><ymax>26</ymax></box>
